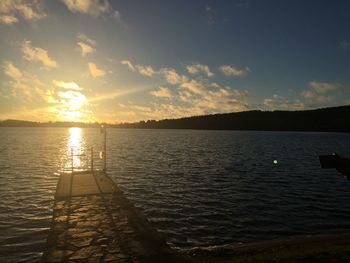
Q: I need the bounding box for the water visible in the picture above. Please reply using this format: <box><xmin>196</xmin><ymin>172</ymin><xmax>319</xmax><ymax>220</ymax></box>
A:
<box><xmin>1</xmin><ymin>128</ymin><xmax>350</xmax><ymax>262</ymax></box>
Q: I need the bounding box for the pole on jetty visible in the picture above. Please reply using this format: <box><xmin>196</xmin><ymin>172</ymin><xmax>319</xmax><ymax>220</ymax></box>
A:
<box><xmin>71</xmin><ymin>148</ymin><xmax>74</xmax><ymax>173</ymax></box>
<box><xmin>91</xmin><ymin>147</ymin><xmax>94</xmax><ymax>172</ymax></box>
<box><xmin>101</xmin><ymin>125</ymin><xmax>107</xmax><ymax>172</ymax></box>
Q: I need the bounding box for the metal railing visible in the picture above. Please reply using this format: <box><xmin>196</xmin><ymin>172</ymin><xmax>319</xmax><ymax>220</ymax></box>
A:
<box><xmin>67</xmin><ymin>127</ymin><xmax>107</xmax><ymax>173</ymax></box>
<box><xmin>69</xmin><ymin>147</ymin><xmax>105</xmax><ymax>173</ymax></box>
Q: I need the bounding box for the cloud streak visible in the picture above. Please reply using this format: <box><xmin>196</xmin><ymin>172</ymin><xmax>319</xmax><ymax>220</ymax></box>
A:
<box><xmin>53</xmin><ymin>80</ymin><xmax>82</xmax><ymax>90</ymax></box>
<box><xmin>219</xmin><ymin>65</ymin><xmax>250</xmax><ymax>77</ymax></box>
<box><xmin>21</xmin><ymin>40</ymin><xmax>58</xmax><ymax>69</ymax></box>
<box><xmin>88</xmin><ymin>62</ymin><xmax>106</xmax><ymax>78</ymax></box>
<box><xmin>62</xmin><ymin>0</ymin><xmax>120</xmax><ymax>18</ymax></box>
<box><xmin>78</xmin><ymin>42</ymin><xmax>94</xmax><ymax>57</ymax></box>
<box><xmin>150</xmin><ymin>87</ymin><xmax>172</xmax><ymax>98</ymax></box>
<box><xmin>0</xmin><ymin>0</ymin><xmax>46</xmax><ymax>24</ymax></box>
<box><xmin>186</xmin><ymin>63</ymin><xmax>213</xmax><ymax>77</ymax></box>
<box><xmin>301</xmin><ymin>81</ymin><xmax>340</xmax><ymax>105</ymax></box>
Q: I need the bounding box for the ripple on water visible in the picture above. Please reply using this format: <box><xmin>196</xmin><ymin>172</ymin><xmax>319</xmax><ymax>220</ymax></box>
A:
<box><xmin>1</xmin><ymin>128</ymin><xmax>350</xmax><ymax>262</ymax></box>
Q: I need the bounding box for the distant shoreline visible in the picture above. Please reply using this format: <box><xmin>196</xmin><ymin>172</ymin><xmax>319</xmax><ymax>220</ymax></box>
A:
<box><xmin>1</xmin><ymin>105</ymin><xmax>350</xmax><ymax>132</ymax></box>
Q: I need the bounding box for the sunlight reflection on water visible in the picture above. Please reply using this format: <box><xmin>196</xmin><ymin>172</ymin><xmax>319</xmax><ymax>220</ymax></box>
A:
<box><xmin>62</xmin><ymin>127</ymin><xmax>86</xmax><ymax>172</ymax></box>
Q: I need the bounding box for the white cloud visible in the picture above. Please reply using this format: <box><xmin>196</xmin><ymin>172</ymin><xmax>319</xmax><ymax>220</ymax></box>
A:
<box><xmin>77</xmin><ymin>33</ymin><xmax>96</xmax><ymax>46</ymax></box>
<box><xmin>179</xmin><ymin>91</ymin><xmax>192</xmax><ymax>102</ymax></box>
<box><xmin>2</xmin><ymin>61</ymin><xmax>47</xmax><ymax>101</ymax></box>
<box><xmin>121</xmin><ymin>60</ymin><xmax>135</xmax><ymax>72</ymax></box>
<box><xmin>309</xmin><ymin>81</ymin><xmax>339</xmax><ymax>93</ymax></box>
<box><xmin>62</xmin><ymin>0</ymin><xmax>119</xmax><ymax>17</ymax></box>
<box><xmin>301</xmin><ymin>90</ymin><xmax>332</xmax><ymax>104</ymax></box>
<box><xmin>0</xmin><ymin>0</ymin><xmax>46</xmax><ymax>24</ymax></box>
<box><xmin>180</xmin><ymin>79</ymin><xmax>207</xmax><ymax>95</ymax></box>
<box><xmin>186</xmin><ymin>63</ymin><xmax>213</xmax><ymax>77</ymax></box>
<box><xmin>150</xmin><ymin>87</ymin><xmax>172</xmax><ymax>98</ymax></box>
<box><xmin>3</xmin><ymin>61</ymin><xmax>22</xmax><ymax>79</ymax></box>
<box><xmin>53</xmin><ymin>80</ymin><xmax>82</xmax><ymax>90</ymax></box>
<box><xmin>0</xmin><ymin>15</ymin><xmax>18</xmax><ymax>24</ymax></box>
<box><xmin>161</xmin><ymin>68</ymin><xmax>188</xmax><ymax>85</ymax></box>
<box><xmin>211</xmin><ymin>82</ymin><xmax>220</xmax><ymax>88</ymax></box>
<box><xmin>219</xmin><ymin>65</ymin><xmax>250</xmax><ymax>77</ymax></box>
<box><xmin>88</xmin><ymin>62</ymin><xmax>106</xmax><ymax>78</ymax></box>
<box><xmin>135</xmin><ymin>65</ymin><xmax>156</xmax><ymax>77</ymax></box>
<box><xmin>78</xmin><ymin>41</ymin><xmax>94</xmax><ymax>57</ymax></box>
<box><xmin>263</xmin><ymin>97</ymin><xmax>305</xmax><ymax>111</ymax></box>
<box><xmin>21</xmin><ymin>40</ymin><xmax>58</xmax><ymax>69</ymax></box>
<box><xmin>195</xmin><ymin>95</ymin><xmax>249</xmax><ymax>112</ymax></box>
<box><xmin>301</xmin><ymin>81</ymin><xmax>339</xmax><ymax>105</ymax></box>
<box><xmin>232</xmin><ymin>89</ymin><xmax>250</xmax><ymax>98</ymax></box>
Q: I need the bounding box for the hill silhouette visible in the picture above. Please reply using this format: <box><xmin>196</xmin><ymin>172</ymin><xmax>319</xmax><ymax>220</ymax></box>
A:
<box><xmin>1</xmin><ymin>105</ymin><xmax>350</xmax><ymax>132</ymax></box>
<box><xmin>117</xmin><ymin>105</ymin><xmax>350</xmax><ymax>132</ymax></box>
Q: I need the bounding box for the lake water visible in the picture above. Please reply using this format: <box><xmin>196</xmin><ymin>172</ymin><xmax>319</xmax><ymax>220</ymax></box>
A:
<box><xmin>1</xmin><ymin>128</ymin><xmax>350</xmax><ymax>262</ymax></box>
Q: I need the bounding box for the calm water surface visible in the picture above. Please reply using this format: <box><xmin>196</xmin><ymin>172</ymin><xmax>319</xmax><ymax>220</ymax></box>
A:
<box><xmin>1</xmin><ymin>128</ymin><xmax>350</xmax><ymax>262</ymax></box>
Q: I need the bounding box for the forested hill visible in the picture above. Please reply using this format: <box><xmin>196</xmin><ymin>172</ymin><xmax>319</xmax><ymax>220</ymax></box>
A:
<box><xmin>1</xmin><ymin>105</ymin><xmax>350</xmax><ymax>132</ymax></box>
<box><xmin>117</xmin><ymin>105</ymin><xmax>350</xmax><ymax>132</ymax></box>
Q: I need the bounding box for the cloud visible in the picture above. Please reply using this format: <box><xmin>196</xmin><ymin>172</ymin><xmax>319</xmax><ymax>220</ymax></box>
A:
<box><xmin>205</xmin><ymin>5</ymin><xmax>214</xmax><ymax>26</ymax></box>
<box><xmin>121</xmin><ymin>61</ymin><xmax>190</xmax><ymax>85</ymax></box>
<box><xmin>236</xmin><ymin>1</ymin><xmax>251</xmax><ymax>8</ymax></box>
<box><xmin>62</xmin><ymin>0</ymin><xmax>119</xmax><ymax>17</ymax></box>
<box><xmin>0</xmin><ymin>15</ymin><xmax>18</xmax><ymax>24</ymax></box>
<box><xmin>301</xmin><ymin>81</ymin><xmax>339</xmax><ymax>105</ymax></box>
<box><xmin>121</xmin><ymin>60</ymin><xmax>135</xmax><ymax>72</ymax></box>
<box><xmin>78</xmin><ymin>41</ymin><xmax>94</xmax><ymax>57</ymax></box>
<box><xmin>232</xmin><ymin>89</ymin><xmax>250</xmax><ymax>98</ymax></box>
<box><xmin>194</xmin><ymin>91</ymin><xmax>249</xmax><ymax>112</ymax></box>
<box><xmin>135</xmin><ymin>65</ymin><xmax>156</xmax><ymax>77</ymax></box>
<box><xmin>2</xmin><ymin>61</ymin><xmax>47</xmax><ymax>101</ymax></box>
<box><xmin>21</xmin><ymin>40</ymin><xmax>59</xmax><ymax>69</ymax></box>
<box><xmin>53</xmin><ymin>80</ymin><xmax>82</xmax><ymax>90</ymax></box>
<box><xmin>180</xmin><ymin>79</ymin><xmax>207</xmax><ymax>95</ymax></box>
<box><xmin>88</xmin><ymin>62</ymin><xmax>106</xmax><ymax>78</ymax></box>
<box><xmin>309</xmin><ymin>81</ymin><xmax>339</xmax><ymax>93</ymax></box>
<box><xmin>3</xmin><ymin>61</ymin><xmax>22</xmax><ymax>79</ymax></box>
<box><xmin>150</xmin><ymin>87</ymin><xmax>172</xmax><ymax>98</ymax></box>
<box><xmin>301</xmin><ymin>90</ymin><xmax>332</xmax><ymax>104</ymax></box>
<box><xmin>178</xmin><ymin>82</ymin><xmax>250</xmax><ymax>113</ymax></box>
<box><xmin>121</xmin><ymin>102</ymin><xmax>206</xmax><ymax>121</ymax></box>
<box><xmin>161</xmin><ymin>68</ymin><xmax>188</xmax><ymax>85</ymax></box>
<box><xmin>263</xmin><ymin>97</ymin><xmax>305</xmax><ymax>110</ymax></box>
<box><xmin>57</xmin><ymin>90</ymin><xmax>87</xmax><ymax>110</ymax></box>
<box><xmin>219</xmin><ymin>65</ymin><xmax>250</xmax><ymax>77</ymax></box>
<box><xmin>179</xmin><ymin>91</ymin><xmax>192</xmax><ymax>102</ymax></box>
<box><xmin>211</xmin><ymin>82</ymin><xmax>220</xmax><ymax>88</ymax></box>
<box><xmin>77</xmin><ymin>33</ymin><xmax>96</xmax><ymax>45</ymax></box>
<box><xmin>0</xmin><ymin>0</ymin><xmax>46</xmax><ymax>24</ymax></box>
<box><xmin>121</xmin><ymin>60</ymin><xmax>156</xmax><ymax>76</ymax></box>
<box><xmin>186</xmin><ymin>63</ymin><xmax>214</xmax><ymax>77</ymax></box>
<box><xmin>339</xmin><ymin>41</ymin><xmax>350</xmax><ymax>51</ymax></box>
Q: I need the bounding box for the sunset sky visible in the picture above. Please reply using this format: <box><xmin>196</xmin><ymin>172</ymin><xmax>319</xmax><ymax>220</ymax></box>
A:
<box><xmin>0</xmin><ymin>0</ymin><xmax>349</xmax><ymax>123</ymax></box>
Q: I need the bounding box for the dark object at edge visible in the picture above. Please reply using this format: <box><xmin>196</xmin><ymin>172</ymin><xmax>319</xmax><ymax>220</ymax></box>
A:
<box><xmin>319</xmin><ymin>153</ymin><xmax>350</xmax><ymax>177</ymax></box>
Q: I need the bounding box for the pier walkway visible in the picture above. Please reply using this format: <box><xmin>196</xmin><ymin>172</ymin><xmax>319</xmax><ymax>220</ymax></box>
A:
<box><xmin>42</xmin><ymin>171</ymin><xmax>189</xmax><ymax>263</ymax></box>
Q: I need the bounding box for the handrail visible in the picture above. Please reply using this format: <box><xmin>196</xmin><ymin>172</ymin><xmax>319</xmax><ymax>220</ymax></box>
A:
<box><xmin>67</xmin><ymin>127</ymin><xmax>107</xmax><ymax>173</ymax></box>
<box><xmin>70</xmin><ymin>146</ymin><xmax>101</xmax><ymax>173</ymax></box>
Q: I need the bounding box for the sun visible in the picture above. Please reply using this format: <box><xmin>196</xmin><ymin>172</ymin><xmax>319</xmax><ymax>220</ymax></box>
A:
<box><xmin>48</xmin><ymin>80</ymin><xmax>91</xmax><ymax>122</ymax></box>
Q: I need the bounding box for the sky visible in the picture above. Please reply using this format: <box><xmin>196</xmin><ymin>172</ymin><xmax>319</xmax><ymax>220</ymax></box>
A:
<box><xmin>0</xmin><ymin>0</ymin><xmax>349</xmax><ymax>123</ymax></box>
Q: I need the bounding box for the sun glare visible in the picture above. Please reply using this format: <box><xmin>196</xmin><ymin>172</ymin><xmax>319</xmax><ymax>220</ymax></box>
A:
<box><xmin>53</xmin><ymin>89</ymin><xmax>88</xmax><ymax>121</ymax></box>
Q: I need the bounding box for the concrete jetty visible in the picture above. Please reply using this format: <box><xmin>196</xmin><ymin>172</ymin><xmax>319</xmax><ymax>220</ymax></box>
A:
<box><xmin>42</xmin><ymin>171</ymin><xmax>190</xmax><ymax>262</ymax></box>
